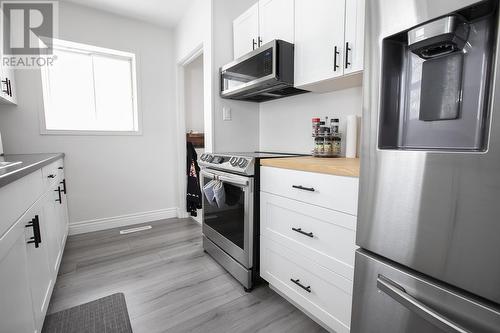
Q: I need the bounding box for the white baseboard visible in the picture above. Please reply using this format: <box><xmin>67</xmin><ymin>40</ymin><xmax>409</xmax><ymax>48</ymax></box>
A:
<box><xmin>69</xmin><ymin>207</ymin><xmax>178</xmax><ymax>235</ymax></box>
<box><xmin>177</xmin><ymin>208</ymin><xmax>189</xmax><ymax>219</ymax></box>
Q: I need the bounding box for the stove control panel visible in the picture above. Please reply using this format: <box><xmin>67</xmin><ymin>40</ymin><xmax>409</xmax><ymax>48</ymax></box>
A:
<box><xmin>198</xmin><ymin>154</ymin><xmax>254</xmax><ymax>175</ymax></box>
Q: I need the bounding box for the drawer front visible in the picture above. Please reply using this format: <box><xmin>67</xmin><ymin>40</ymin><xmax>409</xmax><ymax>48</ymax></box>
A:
<box><xmin>260</xmin><ymin>166</ymin><xmax>359</xmax><ymax>215</ymax></box>
<box><xmin>261</xmin><ymin>236</ymin><xmax>352</xmax><ymax>333</ymax></box>
<box><xmin>41</xmin><ymin>159</ymin><xmax>64</xmax><ymax>187</ymax></box>
<box><xmin>261</xmin><ymin>191</ymin><xmax>356</xmax><ymax>280</ymax></box>
<box><xmin>0</xmin><ymin>170</ymin><xmax>44</xmax><ymax>238</ymax></box>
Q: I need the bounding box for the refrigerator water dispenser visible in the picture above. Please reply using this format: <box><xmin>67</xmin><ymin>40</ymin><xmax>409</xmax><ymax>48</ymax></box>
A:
<box><xmin>378</xmin><ymin>3</ymin><xmax>497</xmax><ymax>151</ymax></box>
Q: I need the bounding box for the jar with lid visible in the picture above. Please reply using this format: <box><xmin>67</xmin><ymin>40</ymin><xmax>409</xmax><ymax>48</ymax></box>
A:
<box><xmin>332</xmin><ymin>135</ymin><xmax>342</xmax><ymax>156</ymax></box>
<box><xmin>323</xmin><ymin>135</ymin><xmax>333</xmax><ymax>156</ymax></box>
<box><xmin>312</xmin><ymin>118</ymin><xmax>321</xmax><ymax>136</ymax></box>
<box><xmin>314</xmin><ymin>136</ymin><xmax>324</xmax><ymax>155</ymax></box>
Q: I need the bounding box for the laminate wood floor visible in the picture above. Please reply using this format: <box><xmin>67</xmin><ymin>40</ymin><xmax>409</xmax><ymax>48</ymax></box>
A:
<box><xmin>47</xmin><ymin>218</ymin><xmax>327</xmax><ymax>333</ymax></box>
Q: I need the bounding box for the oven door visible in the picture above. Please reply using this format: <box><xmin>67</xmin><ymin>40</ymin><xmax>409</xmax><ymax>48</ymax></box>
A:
<box><xmin>201</xmin><ymin>169</ymin><xmax>254</xmax><ymax>268</ymax></box>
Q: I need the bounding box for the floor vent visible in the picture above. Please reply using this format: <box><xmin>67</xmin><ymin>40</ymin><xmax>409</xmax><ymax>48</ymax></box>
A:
<box><xmin>119</xmin><ymin>225</ymin><xmax>152</xmax><ymax>235</ymax></box>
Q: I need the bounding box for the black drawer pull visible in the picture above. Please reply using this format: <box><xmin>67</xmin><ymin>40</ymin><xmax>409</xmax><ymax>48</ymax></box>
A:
<box><xmin>292</xmin><ymin>185</ymin><xmax>315</xmax><ymax>192</ymax></box>
<box><xmin>292</xmin><ymin>227</ymin><xmax>314</xmax><ymax>238</ymax></box>
<box><xmin>58</xmin><ymin>166</ymin><xmax>64</xmax><ymax>170</ymax></box>
<box><xmin>47</xmin><ymin>174</ymin><xmax>56</xmax><ymax>179</ymax></box>
<box><xmin>291</xmin><ymin>278</ymin><xmax>311</xmax><ymax>293</ymax></box>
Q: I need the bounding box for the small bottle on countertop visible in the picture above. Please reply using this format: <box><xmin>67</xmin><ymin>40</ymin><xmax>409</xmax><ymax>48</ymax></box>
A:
<box><xmin>331</xmin><ymin>118</ymin><xmax>342</xmax><ymax>156</ymax></box>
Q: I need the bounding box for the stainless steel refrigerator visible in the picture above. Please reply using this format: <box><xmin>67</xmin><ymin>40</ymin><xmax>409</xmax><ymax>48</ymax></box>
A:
<box><xmin>351</xmin><ymin>0</ymin><xmax>500</xmax><ymax>332</ymax></box>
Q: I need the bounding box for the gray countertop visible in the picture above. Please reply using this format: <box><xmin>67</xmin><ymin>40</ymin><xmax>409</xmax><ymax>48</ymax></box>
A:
<box><xmin>0</xmin><ymin>153</ymin><xmax>65</xmax><ymax>188</ymax></box>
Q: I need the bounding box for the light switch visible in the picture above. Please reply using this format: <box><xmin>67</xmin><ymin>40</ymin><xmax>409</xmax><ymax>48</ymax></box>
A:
<box><xmin>223</xmin><ymin>106</ymin><xmax>232</xmax><ymax>121</ymax></box>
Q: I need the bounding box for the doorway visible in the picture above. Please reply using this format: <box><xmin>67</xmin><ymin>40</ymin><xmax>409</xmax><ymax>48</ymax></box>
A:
<box><xmin>184</xmin><ymin>53</ymin><xmax>204</xmax><ymax>223</ymax></box>
<box><xmin>175</xmin><ymin>44</ymin><xmax>212</xmax><ymax>224</ymax></box>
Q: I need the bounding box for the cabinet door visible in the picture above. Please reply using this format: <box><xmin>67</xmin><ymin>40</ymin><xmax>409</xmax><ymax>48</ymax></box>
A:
<box><xmin>258</xmin><ymin>0</ymin><xmax>294</xmax><ymax>45</ymax></box>
<box><xmin>233</xmin><ymin>3</ymin><xmax>259</xmax><ymax>59</ymax></box>
<box><xmin>57</xmin><ymin>178</ymin><xmax>69</xmax><ymax>248</ymax></box>
<box><xmin>25</xmin><ymin>206</ymin><xmax>53</xmax><ymax>331</ymax></box>
<box><xmin>0</xmin><ymin>219</ymin><xmax>37</xmax><ymax>333</ymax></box>
<box><xmin>344</xmin><ymin>0</ymin><xmax>365</xmax><ymax>74</ymax></box>
<box><xmin>43</xmin><ymin>187</ymin><xmax>63</xmax><ymax>273</ymax></box>
<box><xmin>0</xmin><ymin>65</ymin><xmax>17</xmax><ymax>105</ymax></box>
<box><xmin>294</xmin><ymin>0</ymin><xmax>346</xmax><ymax>87</ymax></box>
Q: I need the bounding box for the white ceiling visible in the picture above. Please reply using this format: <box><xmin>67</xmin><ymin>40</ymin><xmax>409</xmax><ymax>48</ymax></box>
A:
<box><xmin>63</xmin><ymin>0</ymin><xmax>195</xmax><ymax>28</ymax></box>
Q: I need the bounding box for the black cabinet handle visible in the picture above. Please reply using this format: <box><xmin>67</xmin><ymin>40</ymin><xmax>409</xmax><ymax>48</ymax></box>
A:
<box><xmin>292</xmin><ymin>185</ymin><xmax>315</xmax><ymax>192</ymax></box>
<box><xmin>290</xmin><ymin>278</ymin><xmax>311</xmax><ymax>293</ymax></box>
<box><xmin>258</xmin><ymin>37</ymin><xmax>262</xmax><ymax>47</ymax></box>
<box><xmin>60</xmin><ymin>179</ymin><xmax>67</xmax><ymax>194</ymax></box>
<box><xmin>55</xmin><ymin>186</ymin><xmax>62</xmax><ymax>204</ymax></box>
<box><xmin>26</xmin><ymin>215</ymin><xmax>41</xmax><ymax>248</ymax></box>
<box><xmin>334</xmin><ymin>46</ymin><xmax>340</xmax><ymax>71</ymax></box>
<box><xmin>252</xmin><ymin>38</ymin><xmax>257</xmax><ymax>50</ymax></box>
<box><xmin>1</xmin><ymin>77</ymin><xmax>12</xmax><ymax>97</ymax></box>
<box><xmin>47</xmin><ymin>174</ymin><xmax>56</xmax><ymax>179</ymax></box>
<box><xmin>292</xmin><ymin>227</ymin><xmax>314</xmax><ymax>238</ymax></box>
<box><xmin>58</xmin><ymin>166</ymin><xmax>64</xmax><ymax>170</ymax></box>
<box><xmin>345</xmin><ymin>42</ymin><xmax>351</xmax><ymax>69</ymax></box>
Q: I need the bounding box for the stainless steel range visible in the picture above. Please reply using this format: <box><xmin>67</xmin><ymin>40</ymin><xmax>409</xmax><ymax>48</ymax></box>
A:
<box><xmin>198</xmin><ymin>152</ymin><xmax>297</xmax><ymax>291</ymax></box>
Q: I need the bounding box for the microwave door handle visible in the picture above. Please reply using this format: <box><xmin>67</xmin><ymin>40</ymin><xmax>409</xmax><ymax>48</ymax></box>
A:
<box><xmin>377</xmin><ymin>275</ymin><xmax>470</xmax><ymax>333</ymax></box>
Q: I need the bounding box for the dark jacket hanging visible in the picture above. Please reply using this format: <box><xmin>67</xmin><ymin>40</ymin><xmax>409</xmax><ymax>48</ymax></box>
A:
<box><xmin>186</xmin><ymin>142</ymin><xmax>202</xmax><ymax>216</ymax></box>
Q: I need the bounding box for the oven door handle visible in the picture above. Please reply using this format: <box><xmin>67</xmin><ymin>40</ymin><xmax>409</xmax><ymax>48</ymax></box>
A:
<box><xmin>201</xmin><ymin>170</ymin><xmax>249</xmax><ymax>187</ymax></box>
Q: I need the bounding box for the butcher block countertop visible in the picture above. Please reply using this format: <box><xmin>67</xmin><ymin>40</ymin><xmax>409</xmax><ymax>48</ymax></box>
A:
<box><xmin>261</xmin><ymin>156</ymin><xmax>360</xmax><ymax>177</ymax></box>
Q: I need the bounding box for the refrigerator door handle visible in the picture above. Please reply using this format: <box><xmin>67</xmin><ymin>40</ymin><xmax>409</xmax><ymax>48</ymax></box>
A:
<box><xmin>377</xmin><ymin>274</ymin><xmax>470</xmax><ymax>333</ymax></box>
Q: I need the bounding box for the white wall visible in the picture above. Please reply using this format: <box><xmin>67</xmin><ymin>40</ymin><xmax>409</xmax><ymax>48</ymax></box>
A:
<box><xmin>0</xmin><ymin>2</ymin><xmax>177</xmax><ymax>226</ymax></box>
<box><xmin>212</xmin><ymin>0</ymin><xmax>260</xmax><ymax>152</ymax></box>
<box><xmin>185</xmin><ymin>55</ymin><xmax>204</xmax><ymax>133</ymax></box>
<box><xmin>259</xmin><ymin>87</ymin><xmax>363</xmax><ymax>154</ymax></box>
<box><xmin>175</xmin><ymin>0</ymin><xmax>260</xmax><ymax>153</ymax></box>
<box><xmin>175</xmin><ymin>0</ymin><xmax>213</xmax><ymax>151</ymax></box>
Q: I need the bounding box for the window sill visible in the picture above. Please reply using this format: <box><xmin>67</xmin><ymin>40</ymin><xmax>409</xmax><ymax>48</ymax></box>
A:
<box><xmin>40</xmin><ymin>129</ymin><xmax>143</xmax><ymax>136</ymax></box>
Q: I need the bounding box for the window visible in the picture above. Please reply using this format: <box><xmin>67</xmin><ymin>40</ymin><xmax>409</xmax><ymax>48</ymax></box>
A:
<box><xmin>41</xmin><ymin>39</ymin><xmax>139</xmax><ymax>134</ymax></box>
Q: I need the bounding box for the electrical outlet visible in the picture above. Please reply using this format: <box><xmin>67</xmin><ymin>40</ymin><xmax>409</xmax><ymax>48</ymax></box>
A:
<box><xmin>223</xmin><ymin>106</ymin><xmax>232</xmax><ymax>121</ymax></box>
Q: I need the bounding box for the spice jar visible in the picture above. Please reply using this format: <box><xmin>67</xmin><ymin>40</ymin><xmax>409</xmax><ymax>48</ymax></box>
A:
<box><xmin>314</xmin><ymin>136</ymin><xmax>324</xmax><ymax>155</ymax></box>
<box><xmin>312</xmin><ymin>118</ymin><xmax>320</xmax><ymax>136</ymax></box>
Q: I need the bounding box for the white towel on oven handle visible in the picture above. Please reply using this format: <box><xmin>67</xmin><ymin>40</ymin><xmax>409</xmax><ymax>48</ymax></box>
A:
<box><xmin>202</xmin><ymin>180</ymin><xmax>217</xmax><ymax>207</ymax></box>
<box><xmin>213</xmin><ymin>180</ymin><xmax>226</xmax><ymax>209</ymax></box>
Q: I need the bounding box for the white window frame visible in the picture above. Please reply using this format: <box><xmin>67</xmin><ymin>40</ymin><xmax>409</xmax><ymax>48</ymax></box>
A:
<box><xmin>40</xmin><ymin>39</ymin><xmax>141</xmax><ymax>135</ymax></box>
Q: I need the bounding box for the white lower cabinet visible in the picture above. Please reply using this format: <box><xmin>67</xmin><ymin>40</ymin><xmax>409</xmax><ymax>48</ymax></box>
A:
<box><xmin>0</xmin><ymin>157</ymin><xmax>68</xmax><ymax>333</ymax></box>
<box><xmin>0</xmin><ymin>217</ymin><xmax>37</xmax><ymax>333</ymax></box>
<box><xmin>24</xmin><ymin>204</ymin><xmax>54</xmax><ymax>331</ymax></box>
<box><xmin>260</xmin><ymin>166</ymin><xmax>358</xmax><ymax>332</ymax></box>
<box><xmin>261</xmin><ymin>237</ymin><xmax>352</xmax><ymax>333</ymax></box>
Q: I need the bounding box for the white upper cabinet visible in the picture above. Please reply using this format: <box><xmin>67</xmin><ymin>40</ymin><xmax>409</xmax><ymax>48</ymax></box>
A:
<box><xmin>294</xmin><ymin>0</ymin><xmax>365</xmax><ymax>92</ymax></box>
<box><xmin>233</xmin><ymin>0</ymin><xmax>295</xmax><ymax>59</ymax></box>
<box><xmin>344</xmin><ymin>0</ymin><xmax>365</xmax><ymax>74</ymax></box>
<box><xmin>258</xmin><ymin>0</ymin><xmax>294</xmax><ymax>46</ymax></box>
<box><xmin>233</xmin><ymin>3</ymin><xmax>259</xmax><ymax>59</ymax></box>
<box><xmin>0</xmin><ymin>65</ymin><xmax>17</xmax><ymax>105</ymax></box>
<box><xmin>294</xmin><ymin>0</ymin><xmax>346</xmax><ymax>87</ymax></box>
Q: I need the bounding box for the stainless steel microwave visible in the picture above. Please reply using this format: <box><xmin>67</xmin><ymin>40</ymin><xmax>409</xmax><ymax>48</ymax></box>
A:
<box><xmin>220</xmin><ymin>40</ymin><xmax>308</xmax><ymax>102</ymax></box>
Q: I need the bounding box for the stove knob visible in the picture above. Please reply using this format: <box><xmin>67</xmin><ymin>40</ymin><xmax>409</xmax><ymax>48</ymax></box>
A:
<box><xmin>230</xmin><ymin>157</ymin><xmax>238</xmax><ymax>166</ymax></box>
<box><xmin>206</xmin><ymin>155</ymin><xmax>214</xmax><ymax>162</ymax></box>
<box><xmin>200</xmin><ymin>154</ymin><xmax>206</xmax><ymax>161</ymax></box>
<box><xmin>238</xmin><ymin>158</ymin><xmax>248</xmax><ymax>168</ymax></box>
